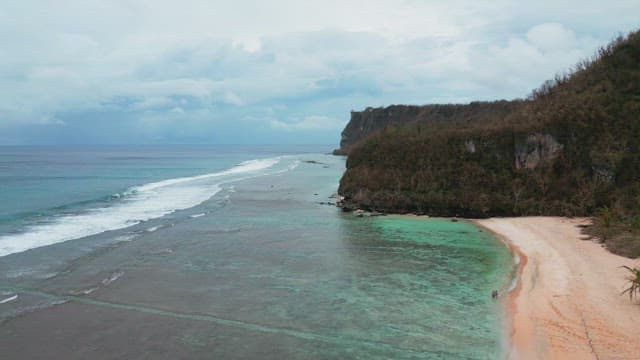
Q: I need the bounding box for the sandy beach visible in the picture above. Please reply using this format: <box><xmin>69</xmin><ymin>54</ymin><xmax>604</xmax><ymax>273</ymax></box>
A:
<box><xmin>477</xmin><ymin>217</ymin><xmax>640</xmax><ymax>359</ymax></box>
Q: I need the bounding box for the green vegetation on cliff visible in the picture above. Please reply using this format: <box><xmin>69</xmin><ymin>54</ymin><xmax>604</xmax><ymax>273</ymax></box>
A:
<box><xmin>333</xmin><ymin>101</ymin><xmax>522</xmax><ymax>155</ymax></box>
<box><xmin>338</xmin><ymin>30</ymin><xmax>640</xmax><ymax>257</ymax></box>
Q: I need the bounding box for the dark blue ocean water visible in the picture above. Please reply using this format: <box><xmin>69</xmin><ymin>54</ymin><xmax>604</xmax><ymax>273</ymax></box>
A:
<box><xmin>0</xmin><ymin>145</ymin><xmax>512</xmax><ymax>359</ymax></box>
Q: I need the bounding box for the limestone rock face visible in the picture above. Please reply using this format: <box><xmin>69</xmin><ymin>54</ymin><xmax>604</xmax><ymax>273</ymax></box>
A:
<box><xmin>514</xmin><ymin>133</ymin><xmax>563</xmax><ymax>169</ymax></box>
<box><xmin>464</xmin><ymin>140</ymin><xmax>477</xmax><ymax>153</ymax></box>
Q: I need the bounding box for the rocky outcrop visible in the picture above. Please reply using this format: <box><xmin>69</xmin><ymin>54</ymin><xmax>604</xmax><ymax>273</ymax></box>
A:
<box><xmin>514</xmin><ymin>133</ymin><xmax>563</xmax><ymax>169</ymax></box>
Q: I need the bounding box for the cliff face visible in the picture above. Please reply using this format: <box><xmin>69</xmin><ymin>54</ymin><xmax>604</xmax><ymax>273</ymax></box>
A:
<box><xmin>333</xmin><ymin>101</ymin><xmax>523</xmax><ymax>155</ymax></box>
<box><xmin>333</xmin><ymin>105</ymin><xmax>421</xmax><ymax>155</ymax></box>
<box><xmin>336</xmin><ymin>30</ymin><xmax>640</xmax><ymax>257</ymax></box>
<box><xmin>339</xmin><ymin>128</ymin><xmax>569</xmax><ymax>217</ymax></box>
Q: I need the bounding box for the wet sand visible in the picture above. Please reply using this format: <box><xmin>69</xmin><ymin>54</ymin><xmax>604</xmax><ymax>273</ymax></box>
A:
<box><xmin>477</xmin><ymin>217</ymin><xmax>640</xmax><ymax>360</ymax></box>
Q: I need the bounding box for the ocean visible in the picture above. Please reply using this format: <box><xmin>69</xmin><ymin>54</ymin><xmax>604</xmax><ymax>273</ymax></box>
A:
<box><xmin>0</xmin><ymin>145</ymin><xmax>512</xmax><ymax>359</ymax></box>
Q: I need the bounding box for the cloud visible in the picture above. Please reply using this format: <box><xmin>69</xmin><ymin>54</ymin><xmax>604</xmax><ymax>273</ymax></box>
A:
<box><xmin>233</xmin><ymin>37</ymin><xmax>262</xmax><ymax>53</ymax></box>
<box><xmin>526</xmin><ymin>23</ymin><xmax>578</xmax><ymax>52</ymax></box>
<box><xmin>223</xmin><ymin>91</ymin><xmax>244</xmax><ymax>106</ymax></box>
<box><xmin>269</xmin><ymin>116</ymin><xmax>345</xmax><ymax>131</ymax></box>
<box><xmin>464</xmin><ymin>22</ymin><xmax>601</xmax><ymax>97</ymax></box>
<box><xmin>0</xmin><ymin>1</ymin><xmax>637</xmax><ymax>144</ymax></box>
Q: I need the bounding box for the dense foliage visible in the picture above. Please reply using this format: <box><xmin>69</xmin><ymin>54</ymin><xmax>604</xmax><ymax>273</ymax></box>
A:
<box><xmin>334</xmin><ymin>101</ymin><xmax>523</xmax><ymax>155</ymax></box>
<box><xmin>339</xmin><ymin>30</ymin><xmax>640</xmax><ymax>257</ymax></box>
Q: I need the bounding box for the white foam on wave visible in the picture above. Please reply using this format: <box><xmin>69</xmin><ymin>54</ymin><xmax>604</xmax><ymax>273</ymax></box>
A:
<box><xmin>134</xmin><ymin>158</ymin><xmax>280</xmax><ymax>192</ymax></box>
<box><xmin>272</xmin><ymin>159</ymin><xmax>301</xmax><ymax>175</ymax></box>
<box><xmin>69</xmin><ymin>287</ymin><xmax>98</xmax><ymax>296</ymax></box>
<box><xmin>0</xmin><ymin>157</ymin><xmax>287</xmax><ymax>257</ymax></box>
<box><xmin>0</xmin><ymin>294</ymin><xmax>18</xmax><ymax>304</ymax></box>
<box><xmin>507</xmin><ymin>275</ymin><xmax>519</xmax><ymax>293</ymax></box>
<box><xmin>82</xmin><ymin>287</ymin><xmax>98</xmax><ymax>295</ymax></box>
<box><xmin>113</xmin><ymin>234</ymin><xmax>138</xmax><ymax>243</ymax></box>
<box><xmin>146</xmin><ymin>226</ymin><xmax>162</xmax><ymax>233</ymax></box>
<box><xmin>101</xmin><ymin>271</ymin><xmax>124</xmax><ymax>286</ymax></box>
<box><xmin>286</xmin><ymin>160</ymin><xmax>301</xmax><ymax>171</ymax></box>
<box><xmin>190</xmin><ymin>213</ymin><xmax>206</xmax><ymax>218</ymax></box>
<box><xmin>505</xmin><ymin>253</ymin><xmax>521</xmax><ymax>293</ymax></box>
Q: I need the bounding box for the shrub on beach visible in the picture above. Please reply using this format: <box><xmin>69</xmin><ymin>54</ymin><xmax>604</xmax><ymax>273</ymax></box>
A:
<box><xmin>621</xmin><ymin>266</ymin><xmax>640</xmax><ymax>302</ymax></box>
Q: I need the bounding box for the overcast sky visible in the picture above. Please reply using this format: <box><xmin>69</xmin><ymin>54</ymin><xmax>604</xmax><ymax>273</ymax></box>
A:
<box><xmin>0</xmin><ymin>1</ymin><xmax>638</xmax><ymax>145</ymax></box>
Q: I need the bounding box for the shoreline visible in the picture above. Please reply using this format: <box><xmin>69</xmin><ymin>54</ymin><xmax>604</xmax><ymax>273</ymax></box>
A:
<box><xmin>473</xmin><ymin>219</ymin><xmax>530</xmax><ymax>359</ymax></box>
<box><xmin>472</xmin><ymin>221</ymin><xmax>527</xmax><ymax>359</ymax></box>
<box><xmin>476</xmin><ymin>217</ymin><xmax>640</xmax><ymax>359</ymax></box>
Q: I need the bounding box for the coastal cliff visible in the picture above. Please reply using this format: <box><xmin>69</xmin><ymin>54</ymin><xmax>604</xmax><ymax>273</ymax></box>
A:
<box><xmin>333</xmin><ymin>101</ymin><xmax>522</xmax><ymax>155</ymax></box>
<box><xmin>337</xmin><ymin>30</ymin><xmax>640</xmax><ymax>257</ymax></box>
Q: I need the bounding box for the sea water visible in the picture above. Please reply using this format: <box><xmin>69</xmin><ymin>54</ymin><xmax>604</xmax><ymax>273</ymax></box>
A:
<box><xmin>0</xmin><ymin>145</ymin><xmax>512</xmax><ymax>359</ymax></box>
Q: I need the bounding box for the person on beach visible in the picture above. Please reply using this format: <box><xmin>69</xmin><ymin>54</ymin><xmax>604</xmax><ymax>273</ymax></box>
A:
<box><xmin>491</xmin><ymin>290</ymin><xmax>498</xmax><ymax>299</ymax></box>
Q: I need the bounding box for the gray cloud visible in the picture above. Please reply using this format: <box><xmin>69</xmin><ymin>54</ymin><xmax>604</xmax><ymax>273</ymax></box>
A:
<box><xmin>0</xmin><ymin>0</ymin><xmax>637</xmax><ymax>144</ymax></box>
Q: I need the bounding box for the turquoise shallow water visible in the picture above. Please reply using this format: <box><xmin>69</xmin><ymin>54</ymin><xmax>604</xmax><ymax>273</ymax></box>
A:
<box><xmin>331</xmin><ymin>216</ymin><xmax>513</xmax><ymax>358</ymax></box>
<box><xmin>0</xmin><ymin>146</ymin><xmax>512</xmax><ymax>359</ymax></box>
